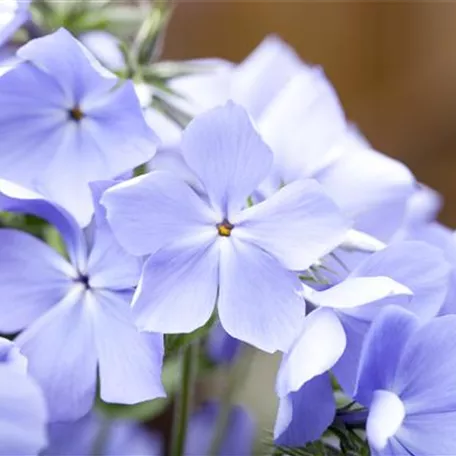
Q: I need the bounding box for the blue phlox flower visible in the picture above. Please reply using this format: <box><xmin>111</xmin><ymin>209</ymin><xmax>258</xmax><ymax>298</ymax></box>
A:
<box><xmin>276</xmin><ymin>274</ymin><xmax>413</xmax><ymax>400</ymax></box>
<box><xmin>0</xmin><ymin>0</ymin><xmax>30</xmax><ymax>48</ymax></box>
<box><xmin>102</xmin><ymin>102</ymin><xmax>350</xmax><ymax>353</ymax></box>
<box><xmin>331</xmin><ymin>240</ymin><xmax>451</xmax><ymax>394</ymax></box>
<box><xmin>274</xmin><ymin>237</ymin><xmax>451</xmax><ymax>448</ymax></box>
<box><xmin>354</xmin><ymin>305</ymin><xmax>456</xmax><ymax>455</ymax></box>
<box><xmin>185</xmin><ymin>402</ymin><xmax>255</xmax><ymax>456</ymax></box>
<box><xmin>0</xmin><ymin>27</ymin><xmax>158</xmax><ymax>226</ymax></box>
<box><xmin>0</xmin><ymin>179</ymin><xmax>165</xmax><ymax>422</ymax></box>
<box><xmin>0</xmin><ymin>337</ymin><xmax>48</xmax><ymax>455</ymax></box>
<box><xmin>239</xmin><ymin>38</ymin><xmax>415</xmax><ymax>240</ymax></box>
<box><xmin>44</xmin><ymin>411</ymin><xmax>162</xmax><ymax>456</ymax></box>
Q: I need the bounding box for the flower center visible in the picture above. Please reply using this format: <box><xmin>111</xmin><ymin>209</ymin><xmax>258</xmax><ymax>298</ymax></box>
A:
<box><xmin>69</xmin><ymin>106</ymin><xmax>84</xmax><ymax>121</ymax></box>
<box><xmin>217</xmin><ymin>220</ymin><xmax>234</xmax><ymax>237</ymax></box>
<box><xmin>78</xmin><ymin>274</ymin><xmax>90</xmax><ymax>289</ymax></box>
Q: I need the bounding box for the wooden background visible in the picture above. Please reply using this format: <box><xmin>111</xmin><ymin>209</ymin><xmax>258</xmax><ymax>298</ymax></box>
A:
<box><xmin>163</xmin><ymin>1</ymin><xmax>456</xmax><ymax>226</ymax></box>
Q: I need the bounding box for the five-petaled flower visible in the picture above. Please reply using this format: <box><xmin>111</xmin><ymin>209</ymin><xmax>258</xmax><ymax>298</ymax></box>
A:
<box><xmin>0</xmin><ymin>179</ymin><xmax>165</xmax><ymax>422</ymax></box>
<box><xmin>0</xmin><ymin>27</ymin><xmax>158</xmax><ymax>226</ymax></box>
<box><xmin>102</xmin><ymin>102</ymin><xmax>350</xmax><ymax>353</ymax></box>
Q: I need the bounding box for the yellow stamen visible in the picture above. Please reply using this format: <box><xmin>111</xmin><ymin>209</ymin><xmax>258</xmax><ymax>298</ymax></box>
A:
<box><xmin>217</xmin><ymin>220</ymin><xmax>234</xmax><ymax>237</ymax></box>
<box><xmin>69</xmin><ymin>106</ymin><xmax>84</xmax><ymax>121</ymax></box>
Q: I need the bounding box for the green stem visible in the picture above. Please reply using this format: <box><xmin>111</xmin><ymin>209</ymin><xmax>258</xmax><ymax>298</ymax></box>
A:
<box><xmin>170</xmin><ymin>342</ymin><xmax>199</xmax><ymax>456</ymax></box>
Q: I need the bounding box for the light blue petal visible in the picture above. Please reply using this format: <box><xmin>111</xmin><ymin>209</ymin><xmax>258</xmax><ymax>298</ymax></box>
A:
<box><xmin>318</xmin><ymin>147</ymin><xmax>414</xmax><ymax>241</ymax></box>
<box><xmin>218</xmin><ymin>237</ymin><xmax>305</xmax><ymax>353</ymax></box>
<box><xmin>18</xmin><ymin>28</ymin><xmax>117</xmax><ymax>103</ymax></box>
<box><xmin>0</xmin><ymin>365</ymin><xmax>48</xmax><ymax>456</ymax></box>
<box><xmin>89</xmin><ymin>289</ymin><xmax>165</xmax><ymax>404</ymax></box>
<box><xmin>168</xmin><ymin>58</ymin><xmax>232</xmax><ymax>118</ymax></box>
<box><xmin>0</xmin><ymin>229</ymin><xmax>74</xmax><ymax>333</ymax></box>
<box><xmin>274</xmin><ymin>373</ymin><xmax>335</xmax><ymax>447</ymax></box>
<box><xmin>372</xmin><ymin>438</ymin><xmax>409</xmax><ymax>456</ymax></box>
<box><xmin>0</xmin><ymin>338</ymin><xmax>26</xmax><ymax>373</ymax></box>
<box><xmin>395</xmin><ymin>411</ymin><xmax>456</xmax><ymax>455</ymax></box>
<box><xmin>80</xmin><ymin>80</ymin><xmax>158</xmax><ymax>179</ymax></box>
<box><xmin>258</xmin><ymin>68</ymin><xmax>346</xmax><ymax>184</ymax></box>
<box><xmin>394</xmin><ymin>314</ymin><xmax>456</xmax><ymax>414</ymax></box>
<box><xmin>305</xmin><ymin>276</ymin><xmax>411</xmax><ymax>310</ymax></box>
<box><xmin>0</xmin><ymin>1</ymin><xmax>31</xmax><ymax>48</ymax></box>
<box><xmin>102</xmin><ymin>171</ymin><xmax>217</xmax><ymax>257</ymax></box>
<box><xmin>181</xmin><ymin>102</ymin><xmax>273</xmax><ymax>219</ymax></box>
<box><xmin>366</xmin><ymin>389</ymin><xmax>405</xmax><ymax>453</ymax></box>
<box><xmin>0</xmin><ymin>62</ymin><xmax>69</xmax><ymax>191</ymax></box>
<box><xmin>16</xmin><ymin>286</ymin><xmax>97</xmax><ymax>422</ymax></box>
<box><xmin>276</xmin><ymin>308</ymin><xmax>345</xmax><ymax>396</ymax></box>
<box><xmin>400</xmin><ymin>183</ymin><xmax>442</xmax><ymax>230</ymax></box>
<box><xmin>349</xmin><ymin>241</ymin><xmax>450</xmax><ymax>321</ymax></box>
<box><xmin>133</xmin><ymin>236</ymin><xmax>219</xmax><ymax>333</ymax></box>
<box><xmin>234</xmin><ymin>179</ymin><xmax>350</xmax><ymax>271</ymax></box>
<box><xmin>401</xmin><ymin>221</ymin><xmax>456</xmax><ymax>316</ymax></box>
<box><xmin>231</xmin><ymin>35</ymin><xmax>302</xmax><ymax>118</ymax></box>
<box><xmin>86</xmin><ymin>182</ymin><xmax>143</xmax><ymax>289</ymax></box>
<box><xmin>0</xmin><ymin>179</ymin><xmax>87</xmax><ymax>269</ymax></box>
<box><xmin>354</xmin><ymin>306</ymin><xmax>420</xmax><ymax>407</ymax></box>
<box><xmin>149</xmin><ymin>145</ymin><xmax>203</xmax><ymax>193</ymax></box>
<box><xmin>332</xmin><ymin>313</ymin><xmax>370</xmax><ymax>396</ymax></box>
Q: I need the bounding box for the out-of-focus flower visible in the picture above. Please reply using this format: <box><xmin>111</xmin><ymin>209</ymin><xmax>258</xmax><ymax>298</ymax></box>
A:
<box><xmin>0</xmin><ymin>0</ymin><xmax>30</xmax><ymax>48</ymax></box>
<box><xmin>0</xmin><ymin>27</ymin><xmax>158</xmax><ymax>226</ymax></box>
<box><xmin>151</xmin><ymin>36</ymin><xmax>416</xmax><ymax>243</ymax></box>
<box><xmin>275</xmin><ymin>239</ymin><xmax>449</xmax><ymax>428</ymax></box>
<box><xmin>206</xmin><ymin>322</ymin><xmax>242</xmax><ymax>365</ymax></box>
<box><xmin>185</xmin><ymin>402</ymin><xmax>255</xmax><ymax>456</ymax></box>
<box><xmin>0</xmin><ymin>179</ymin><xmax>165</xmax><ymax>422</ymax></box>
<box><xmin>0</xmin><ymin>337</ymin><xmax>48</xmax><ymax>455</ymax></box>
<box><xmin>332</xmin><ymin>240</ymin><xmax>450</xmax><ymax>394</ymax></box>
<box><xmin>44</xmin><ymin>411</ymin><xmax>162</xmax><ymax>456</ymax></box>
<box><xmin>355</xmin><ymin>306</ymin><xmax>456</xmax><ymax>455</ymax></box>
<box><xmin>103</xmin><ymin>102</ymin><xmax>349</xmax><ymax>353</ymax></box>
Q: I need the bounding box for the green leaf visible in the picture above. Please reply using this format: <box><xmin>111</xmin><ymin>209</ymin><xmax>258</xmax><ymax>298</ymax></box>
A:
<box><xmin>151</xmin><ymin>96</ymin><xmax>193</xmax><ymax>130</ymax></box>
<box><xmin>330</xmin><ymin>425</ymin><xmax>370</xmax><ymax>456</ymax></box>
<box><xmin>146</xmin><ymin>60</ymin><xmax>220</xmax><ymax>80</ymax></box>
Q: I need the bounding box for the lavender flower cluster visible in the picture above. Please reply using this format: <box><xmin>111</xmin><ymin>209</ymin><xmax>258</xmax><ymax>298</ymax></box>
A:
<box><xmin>1</xmin><ymin>2</ymin><xmax>456</xmax><ymax>455</ymax></box>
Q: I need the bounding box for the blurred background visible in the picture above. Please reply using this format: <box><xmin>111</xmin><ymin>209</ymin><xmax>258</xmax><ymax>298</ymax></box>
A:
<box><xmin>163</xmin><ymin>1</ymin><xmax>456</xmax><ymax>226</ymax></box>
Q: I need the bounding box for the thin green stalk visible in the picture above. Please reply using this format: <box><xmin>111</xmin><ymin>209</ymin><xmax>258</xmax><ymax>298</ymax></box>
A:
<box><xmin>170</xmin><ymin>342</ymin><xmax>199</xmax><ymax>456</ymax></box>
